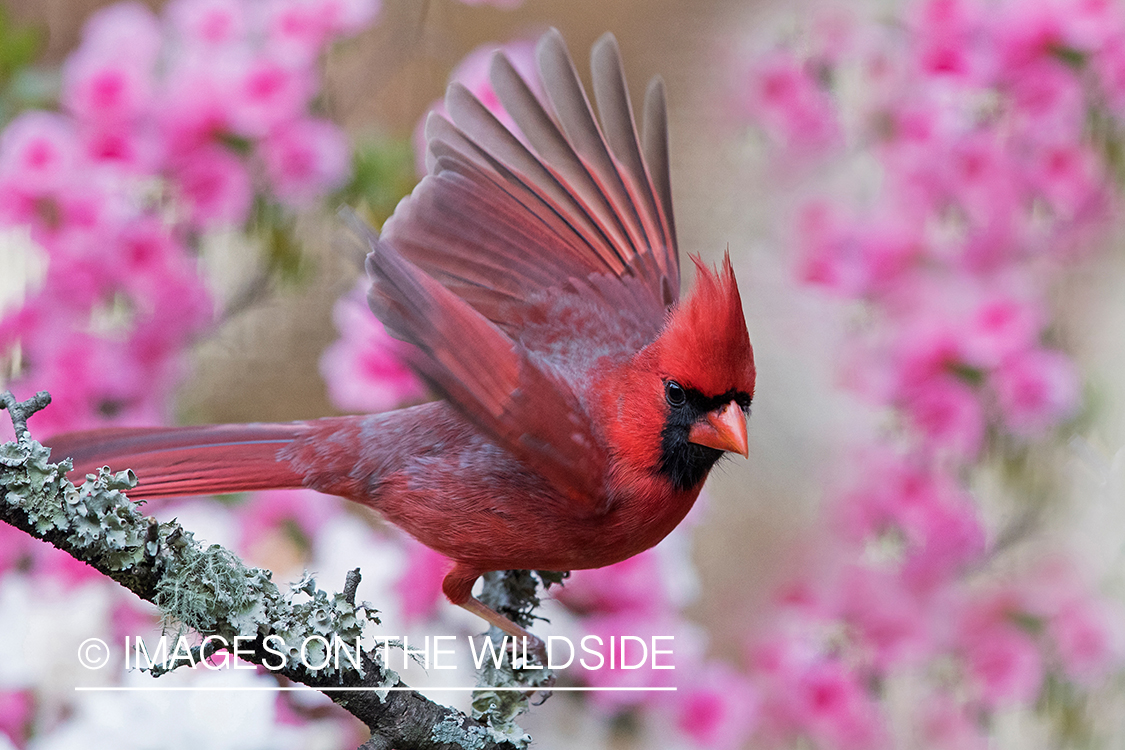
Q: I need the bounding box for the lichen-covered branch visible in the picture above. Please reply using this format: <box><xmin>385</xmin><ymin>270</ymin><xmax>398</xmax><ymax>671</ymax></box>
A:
<box><xmin>0</xmin><ymin>392</ymin><xmax>542</xmax><ymax>750</ymax></box>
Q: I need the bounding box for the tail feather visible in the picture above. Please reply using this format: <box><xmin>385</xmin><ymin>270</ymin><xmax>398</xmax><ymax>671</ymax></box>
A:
<box><xmin>48</xmin><ymin>423</ymin><xmax>313</xmax><ymax>499</ymax></box>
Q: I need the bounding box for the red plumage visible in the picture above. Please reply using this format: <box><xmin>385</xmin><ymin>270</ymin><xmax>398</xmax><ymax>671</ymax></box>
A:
<box><xmin>48</xmin><ymin>31</ymin><xmax>756</xmax><ymax>640</ymax></box>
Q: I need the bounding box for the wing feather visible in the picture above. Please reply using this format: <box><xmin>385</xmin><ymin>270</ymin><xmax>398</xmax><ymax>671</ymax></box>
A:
<box><xmin>355</xmin><ymin>31</ymin><xmax>680</xmax><ymax>504</ymax></box>
<box><xmin>591</xmin><ymin>34</ymin><xmax>677</xmax><ymax>286</ymax></box>
<box><xmin>361</xmin><ymin>222</ymin><xmax>606</xmax><ymax>506</ymax></box>
<box><xmin>642</xmin><ymin>75</ymin><xmax>677</xmax><ymax>275</ymax></box>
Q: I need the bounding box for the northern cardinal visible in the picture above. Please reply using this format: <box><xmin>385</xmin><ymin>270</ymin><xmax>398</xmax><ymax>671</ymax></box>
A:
<box><xmin>49</xmin><ymin>30</ymin><xmax>755</xmax><ymax>642</ymax></box>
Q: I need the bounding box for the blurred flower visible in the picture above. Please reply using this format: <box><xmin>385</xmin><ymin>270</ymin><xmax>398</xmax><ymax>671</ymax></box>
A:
<box><xmin>170</xmin><ymin>144</ymin><xmax>253</xmax><ymax>227</ymax></box>
<box><xmin>393</xmin><ymin>538</ymin><xmax>451</xmax><ymax>624</ymax></box>
<box><xmin>675</xmin><ymin>662</ymin><xmax>759</xmax><ymax>750</ymax></box>
<box><xmin>1048</xmin><ymin>597</ymin><xmax>1122</xmax><ymax>684</ymax></box>
<box><xmin>167</xmin><ymin>0</ymin><xmax>248</xmax><ymax>47</ymax></box>
<box><xmin>555</xmin><ymin>550</ymin><xmax>667</xmax><ymax>617</ymax></box>
<box><xmin>228</xmin><ymin>54</ymin><xmax>315</xmax><ymax>137</ymax></box>
<box><xmin>961</xmin><ymin>621</ymin><xmax>1043</xmax><ymax>707</ymax></box>
<box><xmin>261</xmin><ymin>117</ymin><xmax>350</xmax><ymax>206</ymax></box>
<box><xmin>320</xmin><ymin>279</ymin><xmax>424</xmax><ymax>413</ymax></box>
<box><xmin>745</xmin><ymin>51</ymin><xmax>840</xmax><ymax>157</ymax></box>
<box><xmin>992</xmin><ymin>347</ymin><xmax>1080</xmax><ymax>435</ymax></box>
<box><xmin>0</xmin><ymin>690</ymin><xmax>31</xmax><ymax>747</ymax></box>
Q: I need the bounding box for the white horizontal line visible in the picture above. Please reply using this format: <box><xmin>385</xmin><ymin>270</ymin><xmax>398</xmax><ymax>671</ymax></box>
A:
<box><xmin>75</xmin><ymin>686</ymin><xmax>676</xmax><ymax>692</ymax></box>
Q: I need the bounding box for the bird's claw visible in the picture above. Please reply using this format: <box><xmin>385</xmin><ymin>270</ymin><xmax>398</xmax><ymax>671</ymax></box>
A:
<box><xmin>506</xmin><ymin>634</ymin><xmax>547</xmax><ymax>669</ymax></box>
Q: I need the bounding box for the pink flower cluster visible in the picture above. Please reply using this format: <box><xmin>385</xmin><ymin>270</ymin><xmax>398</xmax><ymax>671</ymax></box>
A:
<box><xmin>320</xmin><ymin>279</ymin><xmax>425</xmax><ymax>413</ymax></box>
<box><xmin>0</xmin><ymin>1</ymin><xmax>379</xmax><ymax>745</ymax></box>
<box><xmin>0</xmin><ymin>0</ymin><xmax>367</xmax><ymax>440</ymax></box>
<box><xmin>740</xmin><ymin>0</ymin><xmax>1125</xmax><ymax>746</ymax></box>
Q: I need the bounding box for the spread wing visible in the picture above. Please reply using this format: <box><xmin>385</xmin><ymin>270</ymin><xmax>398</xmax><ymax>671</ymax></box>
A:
<box><xmin>360</xmin><ymin>30</ymin><xmax>678</xmax><ymax>507</ymax></box>
<box><xmin>382</xmin><ymin>29</ymin><xmax>679</xmax><ymax>337</ymax></box>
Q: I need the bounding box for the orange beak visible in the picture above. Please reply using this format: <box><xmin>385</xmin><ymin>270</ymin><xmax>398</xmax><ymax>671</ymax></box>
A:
<box><xmin>688</xmin><ymin>400</ymin><xmax>748</xmax><ymax>458</ymax></box>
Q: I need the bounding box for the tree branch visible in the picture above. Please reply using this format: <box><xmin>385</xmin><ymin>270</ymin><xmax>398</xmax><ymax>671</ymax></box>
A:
<box><xmin>0</xmin><ymin>391</ymin><xmax>546</xmax><ymax>750</ymax></box>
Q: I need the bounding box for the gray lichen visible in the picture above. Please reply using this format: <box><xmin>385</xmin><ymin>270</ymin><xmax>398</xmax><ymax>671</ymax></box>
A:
<box><xmin>1</xmin><ymin>391</ymin><xmax>540</xmax><ymax>750</ymax></box>
<box><xmin>430</xmin><ymin>714</ymin><xmax>493</xmax><ymax>750</ymax></box>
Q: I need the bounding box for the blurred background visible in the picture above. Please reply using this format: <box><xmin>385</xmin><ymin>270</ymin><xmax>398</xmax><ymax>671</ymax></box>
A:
<box><xmin>2</xmin><ymin>0</ymin><xmax>1124</xmax><ymax>748</ymax></box>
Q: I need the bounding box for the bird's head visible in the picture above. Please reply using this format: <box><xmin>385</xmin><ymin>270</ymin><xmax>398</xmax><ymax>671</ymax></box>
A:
<box><xmin>612</xmin><ymin>253</ymin><xmax>755</xmax><ymax>492</ymax></box>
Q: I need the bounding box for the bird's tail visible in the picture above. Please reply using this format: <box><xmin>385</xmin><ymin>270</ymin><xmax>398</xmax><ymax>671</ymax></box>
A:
<box><xmin>47</xmin><ymin>419</ymin><xmax>356</xmax><ymax>500</ymax></box>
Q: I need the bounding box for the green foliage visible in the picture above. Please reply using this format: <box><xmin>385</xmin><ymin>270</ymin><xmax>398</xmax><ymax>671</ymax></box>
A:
<box><xmin>0</xmin><ymin>7</ymin><xmax>51</xmax><ymax>126</ymax></box>
<box><xmin>249</xmin><ymin>197</ymin><xmax>309</xmax><ymax>284</ymax></box>
<box><xmin>334</xmin><ymin>135</ymin><xmax>418</xmax><ymax>227</ymax></box>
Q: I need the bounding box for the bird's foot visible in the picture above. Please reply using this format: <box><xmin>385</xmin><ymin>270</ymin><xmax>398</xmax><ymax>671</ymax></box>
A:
<box><xmin>506</xmin><ymin>633</ymin><xmax>547</xmax><ymax>669</ymax></box>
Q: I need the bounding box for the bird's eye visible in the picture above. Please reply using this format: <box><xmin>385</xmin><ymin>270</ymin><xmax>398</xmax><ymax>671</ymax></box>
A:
<box><xmin>665</xmin><ymin>380</ymin><xmax>686</xmax><ymax>407</ymax></box>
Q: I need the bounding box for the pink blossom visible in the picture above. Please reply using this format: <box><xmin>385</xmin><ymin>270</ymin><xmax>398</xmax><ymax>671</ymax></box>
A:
<box><xmin>832</xmin><ymin>454</ymin><xmax>985</xmax><ymax>587</ymax></box>
<box><xmin>902</xmin><ymin>375</ymin><xmax>985</xmax><ymax>458</ymax></box>
<box><xmin>792</xmin><ymin>660</ymin><xmax>885</xmax><ymax>750</ymax></box>
<box><xmin>891</xmin><ymin>315</ymin><xmax>967</xmax><ymax>388</ymax></box>
<box><xmin>1094</xmin><ymin>35</ymin><xmax>1125</xmax><ymax>113</ymax></box>
<box><xmin>1060</xmin><ymin>0</ymin><xmax>1125</xmax><ymax>49</ymax></box>
<box><xmin>992</xmin><ymin>0</ymin><xmax>1068</xmax><ymax>72</ymax></box>
<box><xmin>112</xmin><ymin>216</ymin><xmax>187</xmax><ymax>282</ymax></box>
<box><xmin>751</xmin><ymin>636</ymin><xmax>886</xmax><ymax>749</ymax></box>
<box><xmin>264</xmin><ymin>0</ymin><xmax>334</xmax><ymax>63</ymax></box>
<box><xmin>0</xmin><ymin>112</ymin><xmax>81</xmax><ymax>195</ymax></box>
<box><xmin>1025</xmin><ymin>141</ymin><xmax>1104</xmax><ymax>219</ymax></box>
<box><xmin>261</xmin><ymin>118</ymin><xmax>350</xmax><ymax>206</ymax></box>
<box><xmin>676</xmin><ymin>663</ymin><xmax>759</xmax><ymax>750</ymax></box>
<box><xmin>316</xmin><ymin>0</ymin><xmax>382</xmax><ymax>34</ymax></box>
<box><xmin>320</xmin><ymin>279</ymin><xmax>425</xmax><ymax>413</ymax></box>
<box><xmin>32</xmin><ymin>544</ymin><xmax>105</xmax><ymax>588</ymax></box>
<box><xmin>919</xmin><ymin>696</ymin><xmax>988</xmax><ymax>750</ymax></box>
<box><xmin>900</xmin><ymin>496</ymin><xmax>985</xmax><ymax>591</ymax></box>
<box><xmin>266</xmin><ymin>0</ymin><xmax>381</xmax><ymax>57</ymax></box>
<box><xmin>1049</xmin><ymin>598</ymin><xmax>1121</xmax><ymax>684</ymax></box>
<box><xmin>157</xmin><ymin>61</ymin><xmax>235</xmax><ymax>157</ymax></box>
<box><xmin>992</xmin><ymin>347</ymin><xmax>1079</xmax><ymax>435</ymax></box>
<box><xmin>555</xmin><ymin>551</ymin><xmax>667</xmax><ymax>617</ymax></box>
<box><xmin>0</xmin><ymin>690</ymin><xmax>32</xmax><ymax>747</ymax></box>
<box><xmin>167</xmin><ymin>0</ymin><xmax>248</xmax><ymax>47</ymax></box>
<box><xmin>228</xmin><ymin>54</ymin><xmax>316</xmax><ymax>136</ymax></box>
<box><xmin>79</xmin><ymin>2</ymin><xmax>163</xmax><ymax>69</ymax></box>
<box><xmin>962</xmin><ymin>293</ymin><xmax>1043</xmax><ymax>368</ymax></box>
<box><xmin>912</xmin><ymin>0</ymin><xmax>984</xmax><ymax>80</ymax></box>
<box><xmin>943</xmin><ymin>132</ymin><xmax>1021</xmax><ymax>232</ymax></box>
<box><xmin>961</xmin><ymin>622</ymin><xmax>1043</xmax><ymax>706</ymax></box>
<box><xmin>798</xmin><ymin>203</ymin><xmax>920</xmax><ymax>296</ymax></box>
<box><xmin>24</xmin><ymin>333</ymin><xmax>166</xmax><ymax>435</ymax></box>
<box><xmin>746</xmin><ymin>51</ymin><xmax>840</xmax><ymax>156</ymax></box>
<box><xmin>78</xmin><ymin>122</ymin><xmax>160</xmax><ymax>173</ymax></box>
<box><xmin>170</xmin><ymin>144</ymin><xmax>252</xmax><ymax>227</ymax></box>
<box><xmin>394</xmin><ymin>538</ymin><xmax>451</xmax><ymax>623</ymax></box>
<box><xmin>836</xmin><ymin>566</ymin><xmax>930</xmax><ymax>667</ymax></box>
<box><xmin>1007</xmin><ymin>60</ymin><xmax>1086</xmax><ymax>141</ymax></box>
<box><xmin>577</xmin><ymin>611</ymin><xmax>684</xmax><ymax>711</ymax></box>
<box><xmin>238</xmin><ymin>489</ymin><xmax>338</xmax><ymax>553</ymax></box>
<box><xmin>62</xmin><ymin>49</ymin><xmax>154</xmax><ymax>127</ymax></box>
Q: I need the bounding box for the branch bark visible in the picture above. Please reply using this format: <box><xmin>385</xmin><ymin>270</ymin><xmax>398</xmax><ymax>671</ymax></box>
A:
<box><xmin>0</xmin><ymin>391</ymin><xmax>542</xmax><ymax>750</ymax></box>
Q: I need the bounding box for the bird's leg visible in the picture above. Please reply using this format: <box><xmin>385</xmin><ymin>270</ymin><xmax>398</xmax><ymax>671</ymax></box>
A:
<box><xmin>460</xmin><ymin>596</ymin><xmax>545</xmax><ymax>660</ymax></box>
<box><xmin>444</xmin><ymin>567</ymin><xmax>547</xmax><ymax>665</ymax></box>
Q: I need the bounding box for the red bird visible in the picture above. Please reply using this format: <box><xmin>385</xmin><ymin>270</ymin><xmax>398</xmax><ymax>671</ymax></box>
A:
<box><xmin>50</xmin><ymin>30</ymin><xmax>755</xmax><ymax>642</ymax></box>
